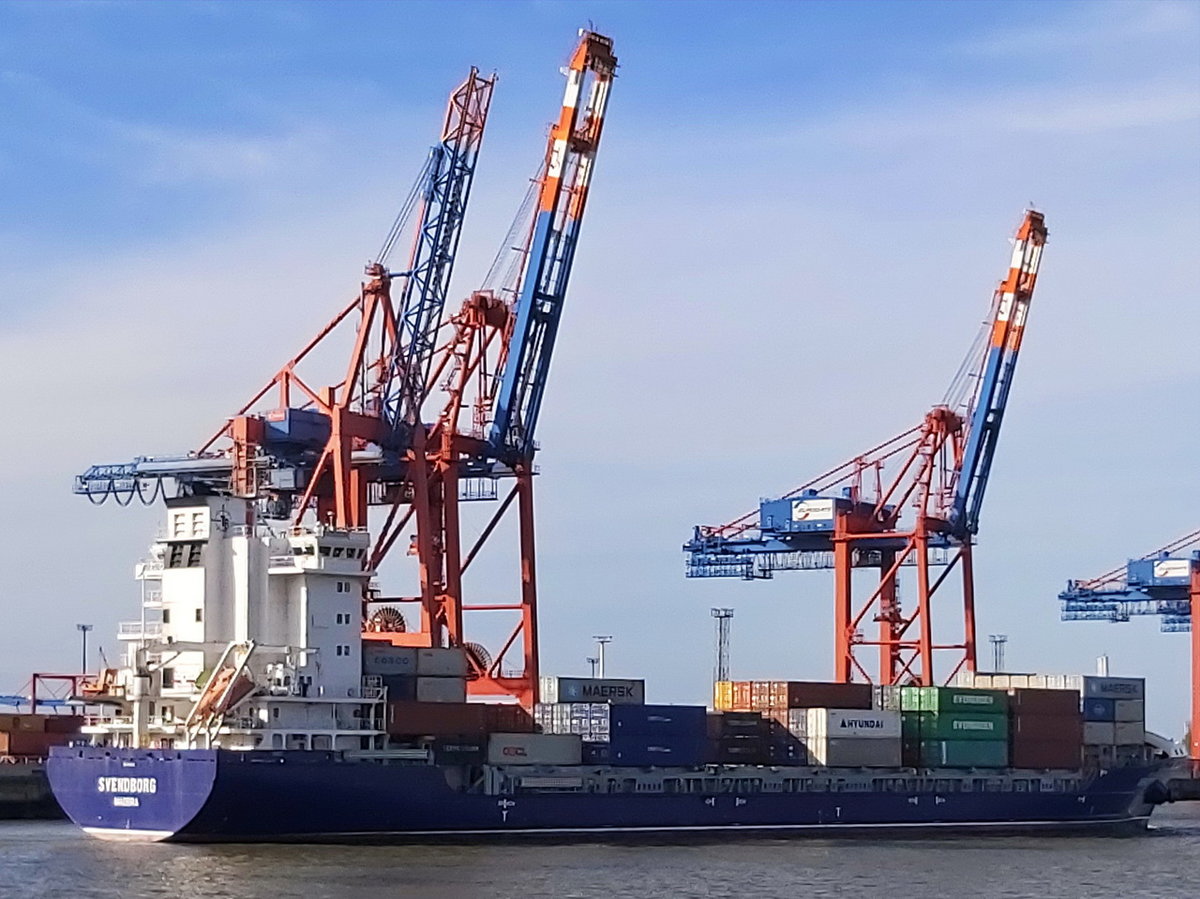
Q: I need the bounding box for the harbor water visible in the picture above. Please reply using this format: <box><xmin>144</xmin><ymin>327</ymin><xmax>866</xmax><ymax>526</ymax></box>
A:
<box><xmin>3</xmin><ymin>805</ymin><xmax>1200</xmax><ymax>898</ymax></box>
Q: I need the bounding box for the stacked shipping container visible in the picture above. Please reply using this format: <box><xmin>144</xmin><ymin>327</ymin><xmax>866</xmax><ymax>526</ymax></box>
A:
<box><xmin>364</xmin><ymin>645</ymin><xmax>470</xmax><ymax>703</ymax></box>
<box><xmin>901</xmin><ymin>687</ymin><xmax>1010</xmax><ymax>768</ymax></box>
<box><xmin>0</xmin><ymin>715</ymin><xmax>82</xmax><ymax>758</ymax></box>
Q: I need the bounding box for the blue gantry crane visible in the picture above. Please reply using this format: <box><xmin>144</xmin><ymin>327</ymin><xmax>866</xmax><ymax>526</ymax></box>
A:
<box><xmin>684</xmin><ymin>211</ymin><xmax>1048</xmax><ymax>686</ymax></box>
<box><xmin>1060</xmin><ymin>530</ymin><xmax>1200</xmax><ymax>758</ymax></box>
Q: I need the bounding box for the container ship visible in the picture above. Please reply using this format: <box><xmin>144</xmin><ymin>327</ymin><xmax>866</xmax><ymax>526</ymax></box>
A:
<box><xmin>46</xmin><ymin>497</ymin><xmax>1174</xmax><ymax>842</ymax></box>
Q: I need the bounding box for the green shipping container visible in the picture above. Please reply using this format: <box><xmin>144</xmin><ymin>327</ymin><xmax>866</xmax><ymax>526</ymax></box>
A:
<box><xmin>920</xmin><ymin>739</ymin><xmax>1008</xmax><ymax>768</ymax></box>
<box><xmin>900</xmin><ymin>686</ymin><xmax>1009</xmax><ymax>714</ymax></box>
<box><xmin>912</xmin><ymin>711</ymin><xmax>1009</xmax><ymax>742</ymax></box>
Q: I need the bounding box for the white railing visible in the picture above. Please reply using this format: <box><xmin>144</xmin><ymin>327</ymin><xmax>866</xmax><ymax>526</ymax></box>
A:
<box><xmin>118</xmin><ymin>621</ymin><xmax>163</xmax><ymax>639</ymax></box>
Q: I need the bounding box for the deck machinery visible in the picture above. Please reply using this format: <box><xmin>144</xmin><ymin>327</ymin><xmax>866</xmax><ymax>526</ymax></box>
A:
<box><xmin>1060</xmin><ymin>530</ymin><xmax>1200</xmax><ymax>759</ymax></box>
<box><xmin>71</xmin><ymin>31</ymin><xmax>617</xmax><ymax>710</ymax></box>
<box><xmin>685</xmin><ymin>212</ymin><xmax>1048</xmax><ymax>688</ymax></box>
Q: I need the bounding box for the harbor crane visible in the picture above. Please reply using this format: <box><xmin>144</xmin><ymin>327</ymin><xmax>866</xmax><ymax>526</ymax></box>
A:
<box><xmin>1060</xmin><ymin>530</ymin><xmax>1200</xmax><ymax>759</ymax></box>
<box><xmin>685</xmin><ymin>211</ymin><xmax>1048</xmax><ymax>688</ymax></box>
<box><xmin>71</xmin><ymin>30</ymin><xmax>617</xmax><ymax>709</ymax></box>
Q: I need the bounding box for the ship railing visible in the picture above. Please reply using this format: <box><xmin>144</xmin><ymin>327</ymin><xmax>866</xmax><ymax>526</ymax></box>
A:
<box><xmin>118</xmin><ymin>621</ymin><xmax>163</xmax><ymax>639</ymax></box>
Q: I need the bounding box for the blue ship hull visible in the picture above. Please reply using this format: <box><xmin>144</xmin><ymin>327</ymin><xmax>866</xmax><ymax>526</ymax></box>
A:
<box><xmin>47</xmin><ymin>747</ymin><xmax>1165</xmax><ymax>843</ymax></box>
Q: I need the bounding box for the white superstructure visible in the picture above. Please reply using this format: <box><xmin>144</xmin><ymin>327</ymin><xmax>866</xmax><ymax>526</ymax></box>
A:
<box><xmin>87</xmin><ymin>497</ymin><xmax>385</xmax><ymax>751</ymax></box>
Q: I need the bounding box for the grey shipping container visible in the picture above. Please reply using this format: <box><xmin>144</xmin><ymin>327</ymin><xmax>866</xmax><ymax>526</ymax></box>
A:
<box><xmin>1114</xmin><ymin>699</ymin><xmax>1145</xmax><ymax>722</ymax></box>
<box><xmin>1114</xmin><ymin>721</ymin><xmax>1145</xmax><ymax>746</ymax></box>
<box><xmin>415</xmin><ymin>677</ymin><xmax>467</xmax><ymax>703</ymax></box>
<box><xmin>1083</xmin><ymin>722</ymin><xmax>1116</xmax><ymax>745</ymax></box>
<box><xmin>416</xmin><ymin>648</ymin><xmax>469</xmax><ymax>677</ymax></box>
<box><xmin>363</xmin><ymin>644</ymin><xmax>418</xmax><ymax>676</ymax></box>
<box><xmin>539</xmin><ymin>677</ymin><xmax>646</xmax><ymax>705</ymax></box>
<box><xmin>807</xmin><ymin>737</ymin><xmax>902</xmax><ymax>767</ymax></box>
<box><xmin>487</xmin><ymin>733</ymin><xmax>583</xmax><ymax>766</ymax></box>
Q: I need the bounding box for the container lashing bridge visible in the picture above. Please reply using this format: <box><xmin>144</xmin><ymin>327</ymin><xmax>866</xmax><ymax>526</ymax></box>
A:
<box><xmin>71</xmin><ymin>31</ymin><xmax>617</xmax><ymax>710</ymax></box>
<box><xmin>685</xmin><ymin>211</ymin><xmax>1048</xmax><ymax>688</ymax></box>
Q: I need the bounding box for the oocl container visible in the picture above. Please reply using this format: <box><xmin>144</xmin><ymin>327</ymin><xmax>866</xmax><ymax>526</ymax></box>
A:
<box><xmin>487</xmin><ymin>733</ymin><xmax>583</xmax><ymax>766</ymax></box>
<box><xmin>539</xmin><ymin>677</ymin><xmax>645</xmax><ymax>705</ymax></box>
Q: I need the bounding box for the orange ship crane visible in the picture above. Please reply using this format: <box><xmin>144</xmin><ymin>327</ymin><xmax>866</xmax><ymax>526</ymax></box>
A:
<box><xmin>685</xmin><ymin>211</ymin><xmax>1048</xmax><ymax>687</ymax></box>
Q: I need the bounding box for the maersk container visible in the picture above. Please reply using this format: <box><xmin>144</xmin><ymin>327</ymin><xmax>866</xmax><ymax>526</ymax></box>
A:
<box><xmin>1114</xmin><ymin>721</ymin><xmax>1145</xmax><ymax>746</ymax></box>
<box><xmin>900</xmin><ymin>686</ymin><xmax>1008</xmax><ymax>715</ymax></box>
<box><xmin>609</xmin><ymin>704</ymin><xmax>707</xmax><ymax>736</ymax></box>
<box><xmin>919</xmin><ymin>740</ymin><xmax>1008</xmax><ymax>768</ymax></box>
<box><xmin>416</xmin><ymin>676</ymin><xmax>467</xmax><ymax>703</ymax></box>
<box><xmin>913</xmin><ymin>712</ymin><xmax>1008</xmax><ymax>742</ymax></box>
<box><xmin>416</xmin><ymin>648</ymin><xmax>469</xmax><ymax>677</ymax></box>
<box><xmin>487</xmin><ymin>733</ymin><xmax>583</xmax><ymax>766</ymax></box>
<box><xmin>808</xmin><ymin>737</ymin><xmax>902</xmax><ymax>768</ymax></box>
<box><xmin>1059</xmin><ymin>675</ymin><xmax>1145</xmax><ymax>701</ymax></box>
<box><xmin>363</xmin><ymin>644</ymin><xmax>418</xmax><ymax>676</ymax></box>
<box><xmin>1083</xmin><ymin>722</ymin><xmax>1116</xmax><ymax>745</ymax></box>
<box><xmin>1082</xmin><ymin>698</ymin><xmax>1116</xmax><ymax>722</ymax></box>
<box><xmin>806</xmin><ymin>708</ymin><xmax>901</xmax><ymax>740</ymax></box>
<box><xmin>1114</xmin><ymin>699</ymin><xmax>1145</xmax><ymax>722</ymax></box>
<box><xmin>539</xmin><ymin>677</ymin><xmax>645</xmax><ymax>705</ymax></box>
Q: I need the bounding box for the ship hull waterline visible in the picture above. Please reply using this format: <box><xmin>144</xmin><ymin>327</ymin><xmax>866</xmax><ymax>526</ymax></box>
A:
<box><xmin>48</xmin><ymin>748</ymin><xmax>1164</xmax><ymax>845</ymax></box>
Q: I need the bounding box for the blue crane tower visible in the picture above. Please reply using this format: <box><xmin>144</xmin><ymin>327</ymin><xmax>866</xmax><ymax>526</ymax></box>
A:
<box><xmin>684</xmin><ymin>211</ymin><xmax>1048</xmax><ymax>685</ymax></box>
<box><xmin>1060</xmin><ymin>530</ymin><xmax>1200</xmax><ymax>759</ymax></box>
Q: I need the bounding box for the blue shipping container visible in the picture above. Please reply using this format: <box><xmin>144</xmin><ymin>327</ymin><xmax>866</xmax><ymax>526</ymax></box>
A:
<box><xmin>1082</xmin><ymin>698</ymin><xmax>1116</xmax><ymax>722</ymax></box>
<box><xmin>609</xmin><ymin>704</ymin><xmax>707</xmax><ymax>736</ymax></box>
<box><xmin>609</xmin><ymin>734</ymin><xmax>708</xmax><ymax>767</ymax></box>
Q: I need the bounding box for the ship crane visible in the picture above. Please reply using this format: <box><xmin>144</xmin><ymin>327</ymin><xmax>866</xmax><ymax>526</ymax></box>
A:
<box><xmin>70</xmin><ymin>31</ymin><xmax>616</xmax><ymax>710</ymax></box>
<box><xmin>1059</xmin><ymin>530</ymin><xmax>1200</xmax><ymax>759</ymax></box>
<box><xmin>684</xmin><ymin>211</ymin><xmax>1048</xmax><ymax>687</ymax></box>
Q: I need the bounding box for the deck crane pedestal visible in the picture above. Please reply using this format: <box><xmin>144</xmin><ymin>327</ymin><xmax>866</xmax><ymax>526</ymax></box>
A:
<box><xmin>1060</xmin><ymin>530</ymin><xmax>1200</xmax><ymax>759</ymax></box>
<box><xmin>71</xmin><ymin>30</ymin><xmax>617</xmax><ymax>711</ymax></box>
<box><xmin>685</xmin><ymin>211</ymin><xmax>1048</xmax><ymax>687</ymax></box>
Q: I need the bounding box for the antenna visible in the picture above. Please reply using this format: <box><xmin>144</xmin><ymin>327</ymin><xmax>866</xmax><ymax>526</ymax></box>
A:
<box><xmin>711</xmin><ymin>608</ymin><xmax>734</xmax><ymax>683</ymax></box>
<box><xmin>988</xmin><ymin>634</ymin><xmax>1007</xmax><ymax>672</ymax></box>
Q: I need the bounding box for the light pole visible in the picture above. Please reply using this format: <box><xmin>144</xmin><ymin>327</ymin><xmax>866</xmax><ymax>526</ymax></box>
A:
<box><xmin>77</xmin><ymin>623</ymin><xmax>94</xmax><ymax>674</ymax></box>
<box><xmin>587</xmin><ymin>656</ymin><xmax>599</xmax><ymax>678</ymax></box>
<box><xmin>592</xmin><ymin>636</ymin><xmax>612</xmax><ymax>678</ymax></box>
<box><xmin>711</xmin><ymin>608</ymin><xmax>734</xmax><ymax>683</ymax></box>
<box><xmin>988</xmin><ymin>634</ymin><xmax>1007</xmax><ymax>672</ymax></box>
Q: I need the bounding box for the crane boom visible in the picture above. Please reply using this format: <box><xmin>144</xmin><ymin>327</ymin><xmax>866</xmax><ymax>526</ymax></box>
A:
<box><xmin>381</xmin><ymin>70</ymin><xmax>494</xmax><ymax>439</ymax></box>
<box><xmin>488</xmin><ymin>31</ymin><xmax>616</xmax><ymax>461</ymax></box>
<box><xmin>950</xmin><ymin>210</ymin><xmax>1047</xmax><ymax>536</ymax></box>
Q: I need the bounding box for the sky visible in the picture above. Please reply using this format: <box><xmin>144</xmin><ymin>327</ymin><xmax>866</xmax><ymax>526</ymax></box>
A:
<box><xmin>1</xmin><ymin>1</ymin><xmax>1198</xmax><ymax>736</ymax></box>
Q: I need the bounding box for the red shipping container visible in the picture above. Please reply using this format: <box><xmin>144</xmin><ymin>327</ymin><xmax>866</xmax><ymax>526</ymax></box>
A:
<box><xmin>785</xmin><ymin>682</ymin><xmax>873</xmax><ymax>710</ymax></box>
<box><xmin>43</xmin><ymin>715</ymin><xmax>84</xmax><ymax>735</ymax></box>
<box><xmin>1011</xmin><ymin>712</ymin><xmax>1083</xmax><ymax>744</ymax></box>
<box><xmin>386</xmin><ymin>702</ymin><xmax>488</xmax><ymax>737</ymax></box>
<box><xmin>482</xmin><ymin>704</ymin><xmax>535</xmax><ymax>734</ymax></box>
<box><xmin>0</xmin><ymin>731</ymin><xmax>70</xmax><ymax>756</ymax></box>
<box><xmin>1010</xmin><ymin>689</ymin><xmax>1081</xmax><ymax>716</ymax></box>
<box><xmin>1011</xmin><ymin>740</ymin><xmax>1082</xmax><ymax>769</ymax></box>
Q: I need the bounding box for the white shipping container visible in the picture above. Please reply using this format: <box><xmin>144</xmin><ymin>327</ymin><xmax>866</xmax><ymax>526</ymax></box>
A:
<box><xmin>808</xmin><ymin>737</ymin><xmax>902</xmax><ymax>767</ymax></box>
<box><xmin>488</xmin><ymin>733</ymin><xmax>583</xmax><ymax>766</ymax></box>
<box><xmin>1114</xmin><ymin>721</ymin><xmax>1145</xmax><ymax>746</ymax></box>
<box><xmin>362</xmin><ymin>644</ymin><xmax>418</xmax><ymax>676</ymax></box>
<box><xmin>1114</xmin><ymin>699</ymin><xmax>1145</xmax><ymax>722</ymax></box>
<box><xmin>1083</xmin><ymin>722</ymin><xmax>1116</xmax><ymax>745</ymax></box>
<box><xmin>806</xmin><ymin>708</ymin><xmax>901</xmax><ymax>740</ymax></box>
<box><xmin>415</xmin><ymin>676</ymin><xmax>467</xmax><ymax>703</ymax></box>
<box><xmin>539</xmin><ymin>677</ymin><xmax>645</xmax><ymax>705</ymax></box>
<box><xmin>416</xmin><ymin>648</ymin><xmax>469</xmax><ymax>677</ymax></box>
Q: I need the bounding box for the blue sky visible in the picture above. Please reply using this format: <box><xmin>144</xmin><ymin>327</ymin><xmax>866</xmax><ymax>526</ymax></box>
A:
<box><xmin>1</xmin><ymin>1</ymin><xmax>1198</xmax><ymax>735</ymax></box>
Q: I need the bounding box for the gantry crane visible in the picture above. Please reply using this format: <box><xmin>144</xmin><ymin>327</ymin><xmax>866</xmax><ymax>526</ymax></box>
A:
<box><xmin>685</xmin><ymin>210</ymin><xmax>1048</xmax><ymax>687</ymax></box>
<box><xmin>72</xmin><ymin>30</ymin><xmax>617</xmax><ymax>709</ymax></box>
<box><xmin>1060</xmin><ymin>530</ymin><xmax>1200</xmax><ymax>758</ymax></box>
